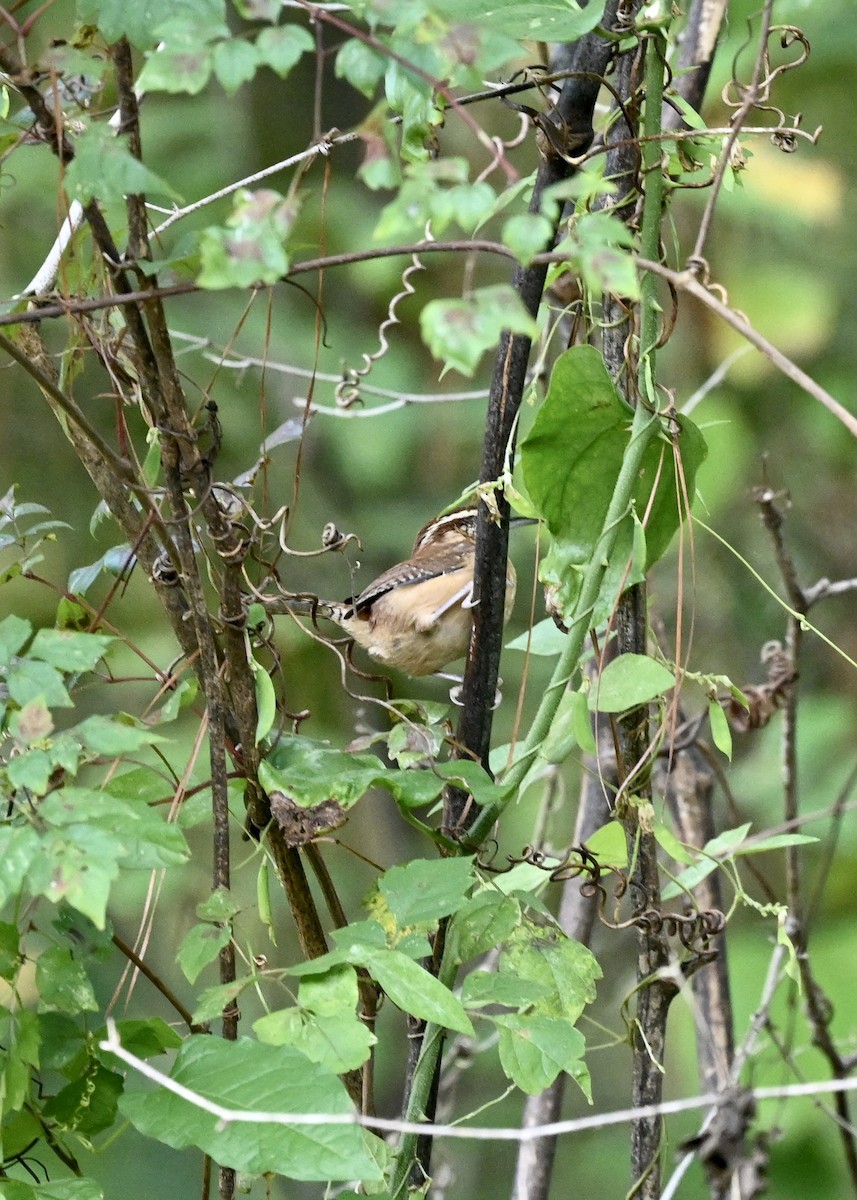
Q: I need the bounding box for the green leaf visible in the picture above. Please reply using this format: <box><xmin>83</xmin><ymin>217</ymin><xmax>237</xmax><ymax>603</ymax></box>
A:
<box><xmin>68</xmin><ymin>544</ymin><xmax>134</xmax><ymax>596</ymax></box>
<box><xmin>40</xmin><ymin>785</ymin><xmax>189</xmax><ymax>872</ymax></box>
<box><xmin>0</xmin><ymin>826</ymin><xmax>41</xmax><ymax>906</ymax></box>
<box><xmin>197</xmin><ymin>887</ymin><xmax>240</xmax><ymax>922</ymax></box>
<box><xmin>156</xmin><ymin>677</ymin><xmax>197</xmax><ymax>723</ymax></box>
<box><xmin>735</xmin><ymin>833</ymin><xmax>818</xmax><ymax>855</ymax></box>
<box><xmin>121</xmin><ymin>1036</ymin><xmax>384</xmax><ymax>1181</ymax></box>
<box><xmin>569</xmin><ymin>687</ymin><xmax>598</xmax><ymax>754</ymax></box>
<box><xmin>256</xmin><ymin>24</ymin><xmax>314</xmax><ymax>78</ymax></box>
<box><xmin>556</xmin><ymin>211</ymin><xmax>640</xmax><ymax>298</ymax></box>
<box><xmin>7</xmin><ymin>659</ymin><xmax>72</xmax><ymax>708</ymax></box>
<box><xmin>64</xmin><ymin>125</ymin><xmax>180</xmax><ymax>204</ymax></box>
<box><xmin>461</xmin><ymin>970</ymin><xmax>550</xmax><ymax>1009</ymax></box>
<box><xmin>660</xmin><ymin>823</ymin><xmax>754</xmax><ymax>900</ymax></box>
<box><xmin>74</xmin><ymin>714</ymin><xmax>164</xmax><ymax>754</ymax></box>
<box><xmin>432</xmin><ymin>0</ymin><xmax>606</xmax><ymax>42</ymax></box>
<box><xmin>520</xmin><ymin>346</ymin><xmax>707</xmax><ymax>627</ymax></box>
<box><xmin>191</xmin><ymin>978</ymin><xmax>253</xmax><ymax>1024</ymax></box>
<box><xmin>177</xmin><ymin>923</ymin><xmax>232</xmax><ymax>984</ymax></box>
<box><xmin>335</xmin><ymin>38</ymin><xmax>386</xmax><ymax>98</ymax></box>
<box><xmin>420</xmin><ymin>285</ymin><xmax>539</xmax><ymax>376</ymax></box>
<box><xmin>76</xmin><ymin>0</ymin><xmax>227</xmax><ymax>48</ymax></box>
<box><xmin>378</xmin><ymin>857</ymin><xmax>474</xmax><ymax>928</ymax></box>
<box><xmin>197</xmin><ymin>188</ymin><xmax>298</xmax><ymax>289</ymax></box>
<box><xmin>705</xmin><ymin>823</ymin><xmax>752</xmax><ymax>855</ymax></box>
<box><xmin>254</xmin><ymin>971</ymin><xmax>376</xmax><ymax>1075</ymax></box>
<box><xmin>654</xmin><ymin>821</ymin><xmax>694</xmax><ymax>865</ymax></box>
<box><xmin>7</xmin><ymin>749</ymin><xmax>52</xmax><ymax>796</ymax></box>
<box><xmin>431</xmin><ymin>181</ymin><xmax>497</xmax><ymax>234</ymax></box>
<box><xmin>42</xmin><ymin>1063</ymin><xmax>124</xmax><ymax>1136</ymax></box>
<box><xmin>495</xmin><ymin>1013</ymin><xmax>590</xmax><ymax>1095</ymax></box>
<box><xmin>212</xmin><ymin>38</ymin><xmax>259</xmax><ymax>93</ymax></box>
<box><xmin>358</xmin><ymin>947</ymin><xmax>474</xmax><ymax>1035</ymax></box>
<box><xmin>0</xmin><ymin>921</ymin><xmax>20</xmax><ymax>981</ymax></box>
<box><xmin>585</xmin><ymin>820</ymin><xmax>628</xmax><ymax>868</ymax></box>
<box><xmin>38</xmin><ymin>1012</ymin><xmax>86</xmax><ymax>1070</ymax></box>
<box><xmin>505</xmin><ymin>618</ymin><xmax>568</xmax><ymax>656</ymax></box>
<box><xmin>278</xmin><ymin>1011</ymin><xmax>375</xmax><ymax>1073</ymax></box>
<box><xmin>36</xmin><ymin>946</ymin><xmax>98</xmax><ymax>1014</ymax></box>
<box><xmin>708</xmin><ymin>697</ymin><xmax>733</xmax><ymax>759</ymax></box>
<box><xmin>0</xmin><ymin>1181</ymin><xmax>103</xmax><ymax>1200</ymax></box>
<box><xmin>0</xmin><ymin>613</ymin><xmax>31</xmax><ymax>664</ymax></box>
<box><xmin>36</xmin><ymin>825</ymin><xmax>122</xmax><ymax>928</ymax></box>
<box><xmin>0</xmin><ymin>1008</ymin><xmax>40</xmax><ymax>1112</ymax></box>
<box><xmin>104</xmin><ymin>1017</ymin><xmax>183</xmax><ymax>1060</ymax></box>
<box><xmin>260</xmin><ymin>735</ymin><xmax>443</xmax><ymax>811</ymax></box>
<box><xmin>251</xmin><ymin>658</ymin><xmax>277</xmax><ymax>743</ymax></box>
<box><xmin>588</xmin><ymin>654</ymin><xmax>675</xmax><ymax>713</ymax></box>
<box><xmin>433</xmin><ymin>759</ymin><xmax>514</xmax><ymax>807</ymax></box>
<box><xmin>137</xmin><ymin>41</ymin><xmax>214</xmax><ymax>95</ymax></box>
<box><xmin>297</xmin><ymin>964</ymin><xmax>358</xmax><ymax>1016</ymax></box>
<box><xmin>502</xmin><ymin>213</ymin><xmax>554</xmax><ymax>265</ymax></box>
<box><xmin>447</xmin><ymin>891</ymin><xmax>521</xmax><ymax>962</ymax></box>
<box><xmin>9</xmin><ymin>698</ymin><xmax>53</xmax><ymax>747</ymax></box>
<box><xmin>541</xmin><ymin>687</ymin><xmax>592</xmax><ymax>762</ymax></box>
<box><xmin>499</xmin><ymin>926</ymin><xmax>600</xmax><ymax>1023</ymax></box>
<box><xmin>290</xmin><ymin>925</ymin><xmax>472</xmax><ymax>1032</ymax></box>
<box><xmin>28</xmin><ymin>629</ymin><xmax>113</xmax><ymax>672</ymax></box>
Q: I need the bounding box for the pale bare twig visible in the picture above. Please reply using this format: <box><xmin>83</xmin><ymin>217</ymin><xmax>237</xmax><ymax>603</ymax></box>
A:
<box><xmin>102</xmin><ymin>1018</ymin><xmax>857</xmax><ymax>1142</ymax></box>
<box><xmin>636</xmin><ymin>257</ymin><xmax>857</xmax><ymax>439</ymax></box>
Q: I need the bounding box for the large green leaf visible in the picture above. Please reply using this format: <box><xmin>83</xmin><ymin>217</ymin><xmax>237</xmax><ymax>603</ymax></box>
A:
<box><xmin>76</xmin><ymin>0</ymin><xmax>226</xmax><ymax>48</ymax></box>
<box><xmin>0</xmin><ymin>1181</ymin><xmax>103</xmax><ymax>1200</ymax></box>
<box><xmin>431</xmin><ymin>0</ymin><xmax>605</xmax><ymax>43</ymax></box>
<box><xmin>499</xmin><ymin>926</ymin><xmax>601</xmax><ymax>1023</ymax></box>
<box><xmin>28</xmin><ymin>629</ymin><xmax>113</xmax><ymax>672</ymax></box>
<box><xmin>520</xmin><ymin>345</ymin><xmax>707</xmax><ymax>626</ymax></box>
<box><xmin>495</xmin><ymin>1013</ymin><xmax>590</xmax><ymax>1095</ymax></box>
<box><xmin>377</xmin><ymin>856</ymin><xmax>475</xmax><ymax>928</ymax></box>
<box><xmin>120</xmin><ymin>1036</ymin><xmax>384</xmax><ymax>1182</ymax></box>
<box><xmin>260</xmin><ymin>735</ymin><xmax>444</xmax><ymax>810</ymax></box>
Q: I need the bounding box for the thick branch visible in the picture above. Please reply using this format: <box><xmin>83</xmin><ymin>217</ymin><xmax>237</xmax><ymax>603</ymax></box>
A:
<box><xmin>447</xmin><ymin>0</ymin><xmax>630</xmax><ymax>828</ymax></box>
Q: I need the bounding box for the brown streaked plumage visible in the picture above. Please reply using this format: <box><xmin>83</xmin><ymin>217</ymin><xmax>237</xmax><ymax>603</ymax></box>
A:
<box><xmin>328</xmin><ymin>509</ymin><xmax>518</xmax><ymax>677</ymax></box>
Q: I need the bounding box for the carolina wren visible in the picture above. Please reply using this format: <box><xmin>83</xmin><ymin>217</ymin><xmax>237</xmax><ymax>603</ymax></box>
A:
<box><xmin>323</xmin><ymin>508</ymin><xmax>521</xmax><ymax>677</ymax></box>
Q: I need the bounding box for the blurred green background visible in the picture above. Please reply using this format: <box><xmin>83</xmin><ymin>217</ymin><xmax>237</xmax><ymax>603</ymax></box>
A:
<box><xmin>1</xmin><ymin>0</ymin><xmax>856</xmax><ymax>1195</ymax></box>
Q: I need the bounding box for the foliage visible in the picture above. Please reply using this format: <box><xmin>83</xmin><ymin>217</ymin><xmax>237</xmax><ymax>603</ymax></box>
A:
<box><xmin>0</xmin><ymin>0</ymin><xmax>855</xmax><ymax>1198</ymax></box>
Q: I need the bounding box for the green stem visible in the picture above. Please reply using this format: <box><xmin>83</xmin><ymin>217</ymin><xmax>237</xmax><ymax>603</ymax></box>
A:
<box><xmin>467</xmin><ymin>399</ymin><xmax>661</xmax><ymax>846</ymax></box>
<box><xmin>395</xmin><ymin>18</ymin><xmax>674</xmax><ymax>1193</ymax></box>
<box><xmin>389</xmin><ymin>952</ymin><xmax>459</xmax><ymax>1198</ymax></box>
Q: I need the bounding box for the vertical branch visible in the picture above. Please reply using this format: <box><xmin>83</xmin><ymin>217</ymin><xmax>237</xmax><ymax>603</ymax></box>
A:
<box><xmin>446</xmin><ymin>0</ymin><xmax>632</xmax><ymax>832</ymax></box>
<box><xmin>755</xmin><ymin>492</ymin><xmax>857</xmax><ymax>1190</ymax></box>
<box><xmin>664</xmin><ymin>747</ymin><xmax>735</xmax><ymax>1094</ymax></box>
<box><xmin>617</xmin><ymin>22</ymin><xmax>677</xmax><ymax>1198</ymax></box>
<box><xmin>618</xmin><ymin>589</ymin><xmax>676</xmax><ymax>1200</ymax></box>
<box><xmin>403</xmin><ymin>11</ymin><xmax>634</xmax><ymax>1190</ymax></box>
<box><xmin>110</xmin><ymin>37</ymin><xmax>149</xmax><ymax>260</ymax></box>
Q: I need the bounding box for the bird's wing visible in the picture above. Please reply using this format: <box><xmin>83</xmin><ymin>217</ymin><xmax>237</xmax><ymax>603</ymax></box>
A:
<box><xmin>345</xmin><ymin>561</ymin><xmax>467</xmax><ymax>617</ymax></box>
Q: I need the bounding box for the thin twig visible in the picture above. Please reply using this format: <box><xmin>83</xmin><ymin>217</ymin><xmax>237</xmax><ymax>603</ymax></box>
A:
<box><xmin>101</xmin><ymin>1020</ymin><xmax>857</xmax><ymax>1140</ymax></box>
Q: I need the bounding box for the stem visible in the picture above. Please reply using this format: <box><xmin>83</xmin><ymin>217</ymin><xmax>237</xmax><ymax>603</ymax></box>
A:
<box><xmin>468</xmin><ymin>398</ymin><xmax>661</xmax><ymax>846</ymax></box>
<box><xmin>623</xmin><ymin>25</ymin><xmax>675</xmax><ymax>1199</ymax></box>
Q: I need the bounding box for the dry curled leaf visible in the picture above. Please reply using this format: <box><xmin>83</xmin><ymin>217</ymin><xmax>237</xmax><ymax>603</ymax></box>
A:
<box><xmin>269</xmin><ymin>791</ymin><xmax>347</xmax><ymax>847</ymax></box>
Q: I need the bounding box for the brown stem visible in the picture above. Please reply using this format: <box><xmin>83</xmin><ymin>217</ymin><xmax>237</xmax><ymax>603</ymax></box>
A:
<box><xmin>110</xmin><ymin>36</ymin><xmax>149</xmax><ymax>260</ymax></box>
<box><xmin>111</xmin><ymin>933</ymin><xmax>197</xmax><ymax>1031</ymax></box>
<box><xmin>446</xmin><ymin>0</ymin><xmax>630</xmax><ymax>827</ymax></box>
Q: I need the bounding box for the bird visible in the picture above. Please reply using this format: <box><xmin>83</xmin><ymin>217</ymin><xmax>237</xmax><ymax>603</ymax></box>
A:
<box><xmin>317</xmin><ymin>507</ymin><xmax>526</xmax><ymax>677</ymax></box>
